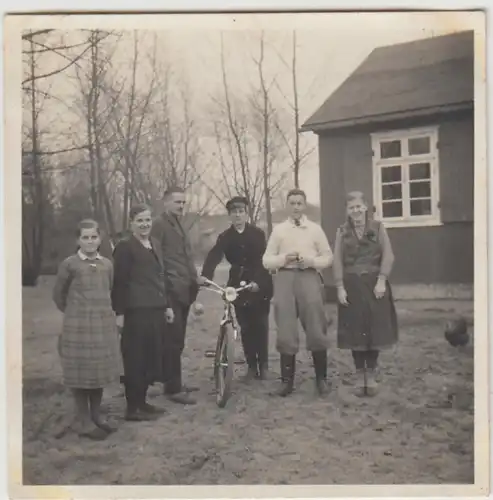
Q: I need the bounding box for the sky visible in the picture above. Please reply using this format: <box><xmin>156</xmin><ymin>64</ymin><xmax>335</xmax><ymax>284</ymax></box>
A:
<box><xmin>24</xmin><ymin>12</ymin><xmax>477</xmax><ymax>206</ymax></box>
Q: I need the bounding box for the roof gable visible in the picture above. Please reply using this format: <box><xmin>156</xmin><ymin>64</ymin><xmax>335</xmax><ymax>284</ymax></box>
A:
<box><xmin>302</xmin><ymin>30</ymin><xmax>474</xmax><ymax>132</ymax></box>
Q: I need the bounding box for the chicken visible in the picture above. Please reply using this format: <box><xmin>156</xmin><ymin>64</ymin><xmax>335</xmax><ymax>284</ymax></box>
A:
<box><xmin>444</xmin><ymin>317</ymin><xmax>469</xmax><ymax>347</ymax></box>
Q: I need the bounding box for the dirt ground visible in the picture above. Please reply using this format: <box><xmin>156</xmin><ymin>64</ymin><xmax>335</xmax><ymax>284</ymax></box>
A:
<box><xmin>21</xmin><ymin>275</ymin><xmax>474</xmax><ymax>485</ymax></box>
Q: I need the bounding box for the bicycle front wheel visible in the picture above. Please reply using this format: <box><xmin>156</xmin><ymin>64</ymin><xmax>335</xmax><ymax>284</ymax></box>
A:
<box><xmin>214</xmin><ymin>323</ymin><xmax>235</xmax><ymax>408</ymax></box>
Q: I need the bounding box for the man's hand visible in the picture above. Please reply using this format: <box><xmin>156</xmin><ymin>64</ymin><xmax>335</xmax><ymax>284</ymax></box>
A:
<box><xmin>296</xmin><ymin>256</ymin><xmax>313</xmax><ymax>270</ymax></box>
<box><xmin>337</xmin><ymin>287</ymin><xmax>349</xmax><ymax>306</ymax></box>
<box><xmin>284</xmin><ymin>252</ymin><xmax>299</xmax><ymax>265</ymax></box>
<box><xmin>165</xmin><ymin>308</ymin><xmax>175</xmax><ymax>323</ymax></box>
<box><xmin>196</xmin><ymin>276</ymin><xmax>208</xmax><ymax>286</ymax></box>
<box><xmin>250</xmin><ymin>282</ymin><xmax>260</xmax><ymax>293</ymax></box>
<box><xmin>116</xmin><ymin>315</ymin><xmax>124</xmax><ymax>329</ymax></box>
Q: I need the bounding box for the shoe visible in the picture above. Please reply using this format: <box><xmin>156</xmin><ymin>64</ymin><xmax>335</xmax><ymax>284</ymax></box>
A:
<box><xmin>365</xmin><ymin>369</ymin><xmax>379</xmax><ymax>397</ymax></box>
<box><xmin>272</xmin><ymin>354</ymin><xmax>295</xmax><ymax>397</ymax></box>
<box><xmin>239</xmin><ymin>366</ymin><xmax>258</xmax><ymax>383</ymax></box>
<box><xmin>257</xmin><ymin>363</ymin><xmax>271</xmax><ymax>380</ymax></box>
<box><xmin>139</xmin><ymin>402</ymin><xmax>167</xmax><ymax>415</ymax></box>
<box><xmin>354</xmin><ymin>369</ymin><xmax>367</xmax><ymax>397</ymax></box>
<box><xmin>79</xmin><ymin>425</ymin><xmax>108</xmax><ymax>441</ymax></box>
<box><xmin>312</xmin><ymin>350</ymin><xmax>330</xmax><ymax>397</ymax></box>
<box><xmin>183</xmin><ymin>385</ymin><xmax>199</xmax><ymax>393</ymax></box>
<box><xmin>316</xmin><ymin>379</ymin><xmax>330</xmax><ymax>396</ymax></box>
<box><xmin>125</xmin><ymin>409</ymin><xmax>159</xmax><ymax>422</ymax></box>
<box><xmin>167</xmin><ymin>392</ymin><xmax>197</xmax><ymax>405</ymax></box>
<box><xmin>93</xmin><ymin>418</ymin><xmax>118</xmax><ymax>433</ymax></box>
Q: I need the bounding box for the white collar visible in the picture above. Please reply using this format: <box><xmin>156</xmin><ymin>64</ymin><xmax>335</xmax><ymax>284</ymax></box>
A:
<box><xmin>233</xmin><ymin>225</ymin><xmax>246</xmax><ymax>234</ymax></box>
<box><xmin>288</xmin><ymin>215</ymin><xmax>308</xmax><ymax>227</ymax></box>
<box><xmin>78</xmin><ymin>250</ymin><xmax>102</xmax><ymax>261</ymax></box>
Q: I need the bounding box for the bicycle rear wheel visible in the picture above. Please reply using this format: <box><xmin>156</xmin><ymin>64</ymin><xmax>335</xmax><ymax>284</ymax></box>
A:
<box><xmin>214</xmin><ymin>323</ymin><xmax>235</xmax><ymax>408</ymax></box>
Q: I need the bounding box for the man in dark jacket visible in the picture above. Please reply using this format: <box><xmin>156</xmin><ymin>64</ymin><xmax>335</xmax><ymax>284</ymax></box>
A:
<box><xmin>151</xmin><ymin>187</ymin><xmax>200</xmax><ymax>405</ymax></box>
<box><xmin>201</xmin><ymin>196</ymin><xmax>274</xmax><ymax>382</ymax></box>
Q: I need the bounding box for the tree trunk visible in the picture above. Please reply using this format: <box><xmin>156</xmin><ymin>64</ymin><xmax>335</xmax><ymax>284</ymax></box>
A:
<box><xmin>24</xmin><ymin>38</ymin><xmax>44</xmax><ymax>285</ymax></box>
<box><xmin>259</xmin><ymin>34</ymin><xmax>273</xmax><ymax>236</ymax></box>
<box><xmin>292</xmin><ymin>30</ymin><xmax>300</xmax><ymax>189</ymax></box>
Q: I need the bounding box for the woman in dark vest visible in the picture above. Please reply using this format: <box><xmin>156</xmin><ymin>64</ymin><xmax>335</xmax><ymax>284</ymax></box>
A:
<box><xmin>333</xmin><ymin>191</ymin><xmax>398</xmax><ymax>396</ymax></box>
<box><xmin>111</xmin><ymin>204</ymin><xmax>175</xmax><ymax>421</ymax></box>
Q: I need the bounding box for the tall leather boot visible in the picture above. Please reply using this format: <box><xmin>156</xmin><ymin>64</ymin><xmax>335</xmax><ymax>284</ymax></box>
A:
<box><xmin>273</xmin><ymin>354</ymin><xmax>295</xmax><ymax>397</ymax></box>
<box><xmin>312</xmin><ymin>350</ymin><xmax>329</xmax><ymax>396</ymax></box>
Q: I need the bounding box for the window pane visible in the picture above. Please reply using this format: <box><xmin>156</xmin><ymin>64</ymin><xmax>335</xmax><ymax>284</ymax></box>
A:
<box><xmin>380</xmin><ymin>140</ymin><xmax>401</xmax><ymax>158</ymax></box>
<box><xmin>410</xmin><ymin>199</ymin><xmax>432</xmax><ymax>216</ymax></box>
<box><xmin>382</xmin><ymin>201</ymin><xmax>403</xmax><ymax>218</ymax></box>
<box><xmin>410</xmin><ymin>162</ymin><xmax>431</xmax><ymax>180</ymax></box>
<box><xmin>410</xmin><ymin>181</ymin><xmax>431</xmax><ymax>198</ymax></box>
<box><xmin>382</xmin><ymin>183</ymin><xmax>402</xmax><ymax>201</ymax></box>
<box><xmin>408</xmin><ymin>136</ymin><xmax>431</xmax><ymax>155</ymax></box>
<box><xmin>381</xmin><ymin>165</ymin><xmax>401</xmax><ymax>183</ymax></box>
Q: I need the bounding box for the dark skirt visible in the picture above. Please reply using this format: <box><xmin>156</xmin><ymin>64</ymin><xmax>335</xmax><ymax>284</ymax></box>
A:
<box><xmin>337</xmin><ymin>272</ymin><xmax>398</xmax><ymax>351</ymax></box>
<box><xmin>121</xmin><ymin>308</ymin><xmax>165</xmax><ymax>387</ymax></box>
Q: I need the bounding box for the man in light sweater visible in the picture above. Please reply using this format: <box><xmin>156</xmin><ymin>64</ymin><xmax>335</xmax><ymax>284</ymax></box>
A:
<box><xmin>262</xmin><ymin>189</ymin><xmax>333</xmax><ymax>397</ymax></box>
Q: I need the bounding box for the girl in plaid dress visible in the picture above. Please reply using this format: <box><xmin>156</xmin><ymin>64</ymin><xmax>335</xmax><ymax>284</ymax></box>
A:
<box><xmin>53</xmin><ymin>219</ymin><xmax>120</xmax><ymax>440</ymax></box>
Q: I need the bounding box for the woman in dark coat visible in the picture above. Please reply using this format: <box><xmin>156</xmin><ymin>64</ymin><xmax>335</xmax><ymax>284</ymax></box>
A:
<box><xmin>333</xmin><ymin>191</ymin><xmax>398</xmax><ymax>396</ymax></box>
<box><xmin>111</xmin><ymin>204</ymin><xmax>174</xmax><ymax>421</ymax></box>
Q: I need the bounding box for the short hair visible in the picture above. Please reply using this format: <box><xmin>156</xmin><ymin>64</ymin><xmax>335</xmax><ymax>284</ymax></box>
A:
<box><xmin>76</xmin><ymin>219</ymin><xmax>100</xmax><ymax>237</ymax></box>
<box><xmin>129</xmin><ymin>203</ymin><xmax>152</xmax><ymax>222</ymax></box>
<box><xmin>346</xmin><ymin>191</ymin><xmax>367</xmax><ymax>205</ymax></box>
<box><xmin>286</xmin><ymin>188</ymin><xmax>307</xmax><ymax>201</ymax></box>
<box><xmin>163</xmin><ymin>186</ymin><xmax>185</xmax><ymax>199</ymax></box>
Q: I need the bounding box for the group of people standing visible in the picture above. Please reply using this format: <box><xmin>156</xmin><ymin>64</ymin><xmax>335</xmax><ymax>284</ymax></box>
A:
<box><xmin>52</xmin><ymin>186</ymin><xmax>398</xmax><ymax>441</ymax></box>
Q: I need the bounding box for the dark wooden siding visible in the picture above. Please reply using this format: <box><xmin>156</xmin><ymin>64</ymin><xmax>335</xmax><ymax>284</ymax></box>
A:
<box><xmin>387</xmin><ymin>222</ymin><xmax>473</xmax><ymax>284</ymax></box>
<box><xmin>317</xmin><ymin>109</ymin><xmax>474</xmax><ymax>285</ymax></box>
<box><xmin>438</xmin><ymin>113</ymin><xmax>474</xmax><ymax>222</ymax></box>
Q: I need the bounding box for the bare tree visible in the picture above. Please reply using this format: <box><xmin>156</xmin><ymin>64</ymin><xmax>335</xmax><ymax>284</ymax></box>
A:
<box><xmin>72</xmin><ymin>29</ymin><xmax>123</xmax><ymax>239</ymax></box>
<box><xmin>253</xmin><ymin>31</ymin><xmax>274</xmax><ymax>235</ymax></box>
<box><xmin>271</xmin><ymin>30</ymin><xmax>315</xmax><ymax>188</ymax></box>
<box><xmin>21</xmin><ymin>29</ymin><xmax>117</xmax><ymax>284</ymax></box>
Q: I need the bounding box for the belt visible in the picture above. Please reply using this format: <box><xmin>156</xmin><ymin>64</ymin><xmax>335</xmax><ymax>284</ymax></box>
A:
<box><xmin>344</xmin><ymin>270</ymin><xmax>378</xmax><ymax>276</ymax></box>
<box><xmin>278</xmin><ymin>267</ymin><xmax>312</xmax><ymax>272</ymax></box>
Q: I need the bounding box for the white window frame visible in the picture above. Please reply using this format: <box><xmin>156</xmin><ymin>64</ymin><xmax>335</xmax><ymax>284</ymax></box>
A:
<box><xmin>371</xmin><ymin>126</ymin><xmax>442</xmax><ymax>228</ymax></box>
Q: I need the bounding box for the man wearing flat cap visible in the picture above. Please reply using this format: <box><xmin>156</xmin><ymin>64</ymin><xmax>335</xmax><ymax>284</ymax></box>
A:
<box><xmin>200</xmin><ymin>196</ymin><xmax>274</xmax><ymax>382</ymax></box>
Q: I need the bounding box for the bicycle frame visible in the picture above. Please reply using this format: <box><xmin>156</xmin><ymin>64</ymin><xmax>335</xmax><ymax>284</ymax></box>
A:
<box><xmin>200</xmin><ymin>278</ymin><xmax>253</xmax><ymax>338</ymax></box>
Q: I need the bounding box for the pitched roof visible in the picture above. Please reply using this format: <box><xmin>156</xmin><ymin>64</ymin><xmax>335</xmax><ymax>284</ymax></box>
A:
<box><xmin>302</xmin><ymin>30</ymin><xmax>474</xmax><ymax>132</ymax></box>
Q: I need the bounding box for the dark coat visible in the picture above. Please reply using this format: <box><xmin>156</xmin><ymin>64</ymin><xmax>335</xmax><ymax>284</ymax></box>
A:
<box><xmin>150</xmin><ymin>212</ymin><xmax>199</xmax><ymax>306</ymax></box>
<box><xmin>201</xmin><ymin>223</ymin><xmax>274</xmax><ymax>309</ymax></box>
<box><xmin>111</xmin><ymin>235</ymin><xmax>169</xmax><ymax>315</ymax></box>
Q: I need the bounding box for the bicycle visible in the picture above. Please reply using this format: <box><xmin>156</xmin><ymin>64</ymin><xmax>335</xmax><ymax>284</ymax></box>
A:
<box><xmin>199</xmin><ymin>277</ymin><xmax>254</xmax><ymax>408</ymax></box>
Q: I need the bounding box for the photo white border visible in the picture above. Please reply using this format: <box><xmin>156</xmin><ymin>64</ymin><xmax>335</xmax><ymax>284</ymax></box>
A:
<box><xmin>3</xmin><ymin>9</ymin><xmax>489</xmax><ymax>500</ymax></box>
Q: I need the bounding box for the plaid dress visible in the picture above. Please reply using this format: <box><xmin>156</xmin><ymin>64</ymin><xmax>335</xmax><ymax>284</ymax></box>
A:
<box><xmin>53</xmin><ymin>253</ymin><xmax>120</xmax><ymax>389</ymax></box>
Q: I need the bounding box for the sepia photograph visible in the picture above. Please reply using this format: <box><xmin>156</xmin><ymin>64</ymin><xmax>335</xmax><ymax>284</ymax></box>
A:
<box><xmin>3</xmin><ymin>9</ymin><xmax>488</xmax><ymax>499</ymax></box>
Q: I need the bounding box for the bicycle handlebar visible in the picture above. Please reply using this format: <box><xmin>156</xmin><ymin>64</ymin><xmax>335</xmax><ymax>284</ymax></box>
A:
<box><xmin>200</xmin><ymin>278</ymin><xmax>254</xmax><ymax>295</ymax></box>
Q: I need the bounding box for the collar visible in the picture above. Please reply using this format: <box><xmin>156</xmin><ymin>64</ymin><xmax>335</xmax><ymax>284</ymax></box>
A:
<box><xmin>232</xmin><ymin>223</ymin><xmax>247</xmax><ymax>234</ymax></box>
<box><xmin>78</xmin><ymin>250</ymin><xmax>102</xmax><ymax>261</ymax></box>
<box><xmin>288</xmin><ymin>215</ymin><xmax>308</xmax><ymax>227</ymax></box>
<box><xmin>164</xmin><ymin>211</ymin><xmax>182</xmax><ymax>222</ymax></box>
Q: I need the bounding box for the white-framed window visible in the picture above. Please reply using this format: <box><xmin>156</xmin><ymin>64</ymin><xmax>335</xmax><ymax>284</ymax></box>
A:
<box><xmin>371</xmin><ymin>126</ymin><xmax>441</xmax><ymax>228</ymax></box>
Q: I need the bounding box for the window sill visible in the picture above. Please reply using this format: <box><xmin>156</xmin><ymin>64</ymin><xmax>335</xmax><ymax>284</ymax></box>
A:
<box><xmin>380</xmin><ymin>218</ymin><xmax>444</xmax><ymax>228</ymax></box>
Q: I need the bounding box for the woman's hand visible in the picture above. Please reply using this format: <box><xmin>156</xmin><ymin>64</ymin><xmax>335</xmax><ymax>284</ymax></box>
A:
<box><xmin>116</xmin><ymin>315</ymin><xmax>124</xmax><ymax>329</ymax></box>
<box><xmin>337</xmin><ymin>287</ymin><xmax>349</xmax><ymax>306</ymax></box>
<box><xmin>374</xmin><ymin>277</ymin><xmax>386</xmax><ymax>299</ymax></box>
<box><xmin>165</xmin><ymin>308</ymin><xmax>175</xmax><ymax>324</ymax></box>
